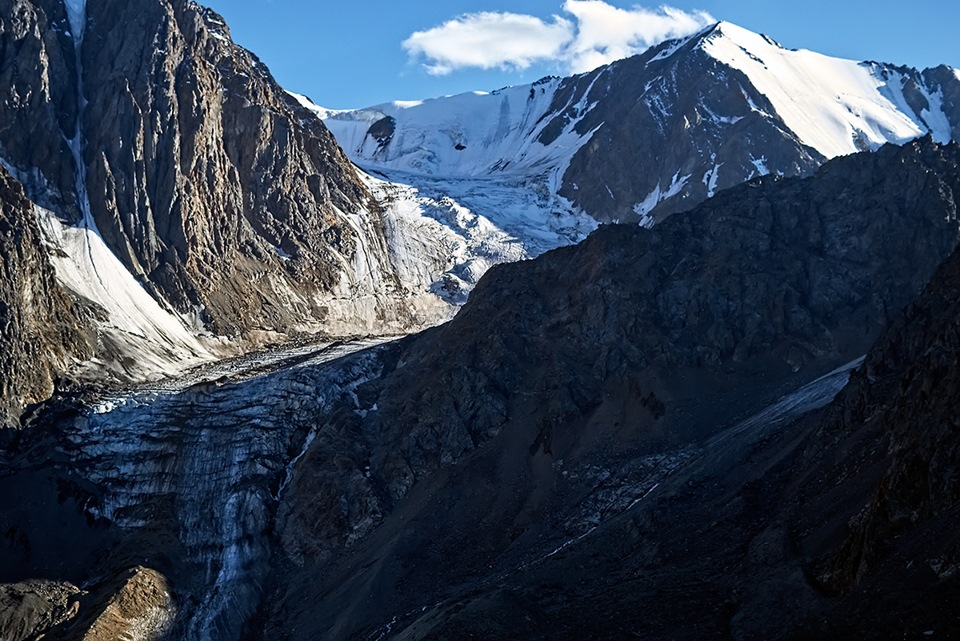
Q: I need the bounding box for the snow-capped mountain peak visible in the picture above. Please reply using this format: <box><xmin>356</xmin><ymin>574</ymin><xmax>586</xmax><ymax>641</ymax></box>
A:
<box><xmin>698</xmin><ymin>20</ymin><xmax>955</xmax><ymax>156</ymax></box>
<box><xmin>293</xmin><ymin>21</ymin><xmax>959</xmax><ymax>308</ymax></box>
<box><xmin>316</xmin><ymin>21</ymin><xmax>957</xmax><ymax>230</ymax></box>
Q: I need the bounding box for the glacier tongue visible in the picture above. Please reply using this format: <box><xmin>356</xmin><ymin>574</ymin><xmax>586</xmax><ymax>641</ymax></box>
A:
<box><xmin>62</xmin><ymin>339</ymin><xmax>388</xmax><ymax>641</ymax></box>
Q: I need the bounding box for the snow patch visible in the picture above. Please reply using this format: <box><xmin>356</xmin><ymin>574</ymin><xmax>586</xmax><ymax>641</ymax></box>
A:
<box><xmin>750</xmin><ymin>155</ymin><xmax>769</xmax><ymax>176</ymax></box>
<box><xmin>634</xmin><ymin>172</ymin><xmax>690</xmax><ymax>226</ymax></box>
<box><xmin>919</xmin><ymin>87</ymin><xmax>954</xmax><ymax>144</ymax></box>
<box><xmin>63</xmin><ymin>0</ymin><xmax>86</xmax><ymax>42</ymax></box>
<box><xmin>702</xmin><ymin>163</ymin><xmax>722</xmax><ymax>198</ymax></box>
<box><xmin>700</xmin><ymin>102</ymin><xmax>743</xmax><ymax>125</ymax></box>
<box><xmin>648</xmin><ymin>35</ymin><xmax>692</xmax><ymax>63</ymax></box>
<box><xmin>34</xmin><ymin>206</ymin><xmax>217</xmax><ymax>381</ymax></box>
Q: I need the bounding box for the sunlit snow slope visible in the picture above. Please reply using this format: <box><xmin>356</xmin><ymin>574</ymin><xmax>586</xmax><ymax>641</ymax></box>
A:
<box><xmin>34</xmin><ymin>206</ymin><xmax>219</xmax><ymax>381</ymax></box>
<box><xmin>294</xmin><ymin>80</ymin><xmax>602</xmax><ymax>301</ymax></box>
<box><xmin>700</xmin><ymin>22</ymin><xmax>956</xmax><ymax>157</ymax></box>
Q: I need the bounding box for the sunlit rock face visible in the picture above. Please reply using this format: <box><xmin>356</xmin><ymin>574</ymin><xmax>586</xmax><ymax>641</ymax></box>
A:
<box><xmin>0</xmin><ymin>0</ymin><xmax>452</xmax><ymax>370</ymax></box>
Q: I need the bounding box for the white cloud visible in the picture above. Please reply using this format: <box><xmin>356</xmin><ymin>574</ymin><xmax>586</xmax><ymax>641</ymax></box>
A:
<box><xmin>403</xmin><ymin>2</ymin><xmax>716</xmax><ymax>76</ymax></box>
<box><xmin>402</xmin><ymin>12</ymin><xmax>574</xmax><ymax>76</ymax></box>
<box><xmin>563</xmin><ymin>1</ymin><xmax>716</xmax><ymax>73</ymax></box>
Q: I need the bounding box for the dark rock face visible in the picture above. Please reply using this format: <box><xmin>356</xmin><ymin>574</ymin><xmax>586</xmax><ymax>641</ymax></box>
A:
<box><xmin>0</xmin><ymin>0</ymin><xmax>79</xmax><ymax>215</ymax></box>
<box><xmin>0</xmin><ymin>167</ymin><xmax>91</xmax><ymax>428</ymax></box>
<box><xmin>544</xmin><ymin>27</ymin><xmax>822</xmax><ymax>223</ymax></box>
<box><xmin>368</xmin><ymin>137</ymin><xmax>960</xmax><ymax>498</ymax></box>
<box><xmin>537</xmin><ymin>25</ymin><xmax>960</xmax><ymax>224</ymax></box>
<box><xmin>0</xmin><ymin>0</ymin><xmax>415</xmax><ymax>337</ymax></box>
<box><xmin>783</xmin><ymin>238</ymin><xmax>960</xmax><ymax>638</ymax></box>
<box><xmin>260</xmin><ymin>139</ymin><xmax>960</xmax><ymax>640</ymax></box>
<box><xmin>920</xmin><ymin>65</ymin><xmax>960</xmax><ymax>143</ymax></box>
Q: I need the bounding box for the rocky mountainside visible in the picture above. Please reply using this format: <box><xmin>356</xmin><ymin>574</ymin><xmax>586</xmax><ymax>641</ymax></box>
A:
<box><xmin>3</xmin><ymin>3</ymin><xmax>960</xmax><ymax>639</ymax></box>
<box><xmin>0</xmin><ymin>0</ymin><xmax>461</xmax><ymax>402</ymax></box>
<box><xmin>0</xmin><ymin>0</ymin><xmax>511</xmax><ymax>425</ymax></box>
<box><xmin>0</xmin><ymin>166</ymin><xmax>91</xmax><ymax>430</ymax></box>
<box><xmin>323</xmin><ymin>21</ymin><xmax>960</xmax><ymax>235</ymax></box>
<box><xmin>784</xmin><ymin>233</ymin><xmax>960</xmax><ymax>638</ymax></box>
<box><xmin>256</xmin><ymin>138</ymin><xmax>960</xmax><ymax>639</ymax></box>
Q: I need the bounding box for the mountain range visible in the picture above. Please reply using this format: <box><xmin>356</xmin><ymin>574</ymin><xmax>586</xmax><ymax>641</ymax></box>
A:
<box><xmin>1</xmin><ymin>1</ymin><xmax>959</xmax><ymax>640</ymax></box>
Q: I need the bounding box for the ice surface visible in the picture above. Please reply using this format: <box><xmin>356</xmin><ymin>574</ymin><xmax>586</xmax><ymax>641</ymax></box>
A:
<box><xmin>63</xmin><ymin>0</ymin><xmax>86</xmax><ymax>42</ymax></box>
<box><xmin>319</xmin><ymin>77</ymin><xmax>590</xmax><ymax>177</ymax></box>
<box><xmin>295</xmin><ymin>87</ymin><xmax>599</xmax><ymax>300</ymax></box>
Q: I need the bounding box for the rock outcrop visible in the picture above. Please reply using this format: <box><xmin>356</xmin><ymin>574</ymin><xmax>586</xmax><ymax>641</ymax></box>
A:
<box><xmin>0</xmin><ymin>166</ymin><xmax>91</xmax><ymax>429</ymax></box>
<box><xmin>0</xmin><ymin>580</ymin><xmax>81</xmax><ymax>641</ymax></box>
<box><xmin>68</xmin><ymin>567</ymin><xmax>174</xmax><ymax>641</ymax></box>
<box><xmin>782</xmin><ymin>237</ymin><xmax>960</xmax><ymax>638</ymax></box>
<box><xmin>0</xmin><ymin>567</ymin><xmax>174</xmax><ymax>641</ymax></box>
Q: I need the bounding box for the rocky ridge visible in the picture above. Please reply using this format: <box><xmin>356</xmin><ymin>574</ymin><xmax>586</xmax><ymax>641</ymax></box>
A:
<box><xmin>259</xmin><ymin>138</ymin><xmax>960</xmax><ymax>639</ymax></box>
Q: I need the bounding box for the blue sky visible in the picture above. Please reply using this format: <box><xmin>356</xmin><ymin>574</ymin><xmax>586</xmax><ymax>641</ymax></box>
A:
<box><xmin>207</xmin><ymin>1</ymin><xmax>960</xmax><ymax>110</ymax></box>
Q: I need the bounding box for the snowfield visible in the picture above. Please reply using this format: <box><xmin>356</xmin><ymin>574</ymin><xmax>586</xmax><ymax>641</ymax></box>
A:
<box><xmin>34</xmin><ymin>206</ymin><xmax>219</xmax><ymax>381</ymax></box>
<box><xmin>293</xmin><ymin>78</ymin><xmax>603</xmax><ymax>301</ymax></box>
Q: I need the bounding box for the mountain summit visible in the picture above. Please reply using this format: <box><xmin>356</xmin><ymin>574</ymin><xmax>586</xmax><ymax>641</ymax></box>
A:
<box><xmin>321</xmin><ymin>20</ymin><xmax>959</xmax><ymax>228</ymax></box>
